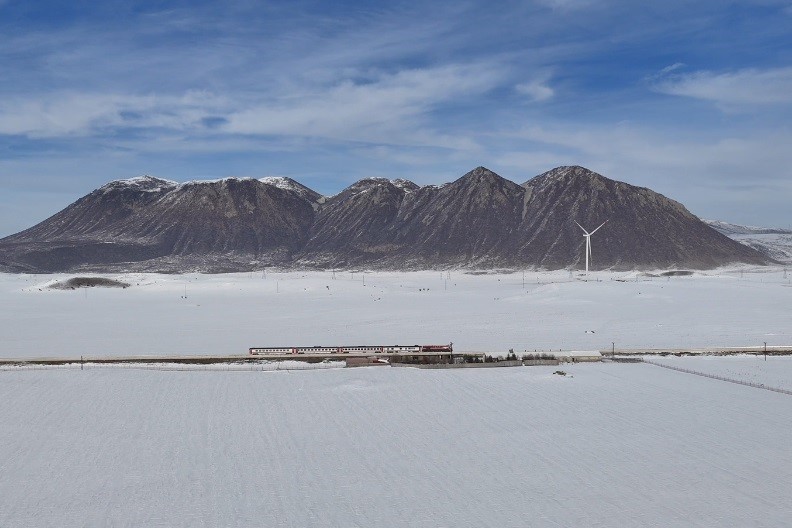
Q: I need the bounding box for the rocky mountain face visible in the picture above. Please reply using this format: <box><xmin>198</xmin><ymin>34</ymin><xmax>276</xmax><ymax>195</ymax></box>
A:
<box><xmin>299</xmin><ymin>168</ymin><xmax>526</xmax><ymax>267</ymax></box>
<box><xmin>0</xmin><ymin>176</ymin><xmax>318</xmax><ymax>272</ymax></box>
<box><xmin>514</xmin><ymin>166</ymin><xmax>767</xmax><ymax>269</ymax></box>
<box><xmin>301</xmin><ymin>178</ymin><xmax>417</xmax><ymax>265</ymax></box>
<box><xmin>0</xmin><ymin>166</ymin><xmax>772</xmax><ymax>272</ymax></box>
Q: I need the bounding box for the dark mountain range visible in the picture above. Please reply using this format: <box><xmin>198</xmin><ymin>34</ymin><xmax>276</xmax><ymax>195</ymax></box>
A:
<box><xmin>0</xmin><ymin>176</ymin><xmax>318</xmax><ymax>272</ymax></box>
<box><xmin>0</xmin><ymin>166</ymin><xmax>771</xmax><ymax>272</ymax></box>
<box><xmin>513</xmin><ymin>166</ymin><xmax>766</xmax><ymax>269</ymax></box>
<box><xmin>298</xmin><ymin>167</ymin><xmax>528</xmax><ymax>267</ymax></box>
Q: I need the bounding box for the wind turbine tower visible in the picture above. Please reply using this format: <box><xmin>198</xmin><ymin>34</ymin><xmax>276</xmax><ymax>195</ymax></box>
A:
<box><xmin>575</xmin><ymin>220</ymin><xmax>607</xmax><ymax>281</ymax></box>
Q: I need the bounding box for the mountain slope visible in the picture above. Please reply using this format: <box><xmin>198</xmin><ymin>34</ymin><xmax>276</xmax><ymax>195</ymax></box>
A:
<box><xmin>515</xmin><ymin>166</ymin><xmax>767</xmax><ymax>269</ymax></box>
<box><xmin>300</xmin><ymin>178</ymin><xmax>418</xmax><ymax>266</ymax></box>
<box><xmin>0</xmin><ymin>177</ymin><xmax>318</xmax><ymax>272</ymax></box>
<box><xmin>0</xmin><ymin>166</ymin><xmax>773</xmax><ymax>272</ymax></box>
<box><xmin>387</xmin><ymin>167</ymin><xmax>526</xmax><ymax>266</ymax></box>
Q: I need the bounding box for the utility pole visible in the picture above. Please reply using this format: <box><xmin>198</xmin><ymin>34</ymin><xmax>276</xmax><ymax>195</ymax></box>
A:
<box><xmin>764</xmin><ymin>342</ymin><xmax>767</xmax><ymax>361</ymax></box>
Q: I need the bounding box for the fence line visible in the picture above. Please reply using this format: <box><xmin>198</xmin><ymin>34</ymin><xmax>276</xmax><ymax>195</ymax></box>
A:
<box><xmin>0</xmin><ymin>361</ymin><xmax>344</xmax><ymax>373</ymax></box>
<box><xmin>643</xmin><ymin>359</ymin><xmax>792</xmax><ymax>396</ymax></box>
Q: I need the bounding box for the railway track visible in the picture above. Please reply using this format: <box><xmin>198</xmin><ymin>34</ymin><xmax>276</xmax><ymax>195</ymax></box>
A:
<box><xmin>2</xmin><ymin>345</ymin><xmax>791</xmax><ymax>367</ymax></box>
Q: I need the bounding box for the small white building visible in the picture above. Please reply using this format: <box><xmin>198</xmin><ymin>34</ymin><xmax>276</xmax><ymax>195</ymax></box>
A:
<box><xmin>551</xmin><ymin>350</ymin><xmax>602</xmax><ymax>363</ymax></box>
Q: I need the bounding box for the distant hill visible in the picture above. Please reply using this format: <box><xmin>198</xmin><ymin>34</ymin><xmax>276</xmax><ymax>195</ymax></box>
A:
<box><xmin>0</xmin><ymin>166</ymin><xmax>772</xmax><ymax>272</ymax></box>
<box><xmin>705</xmin><ymin>220</ymin><xmax>792</xmax><ymax>264</ymax></box>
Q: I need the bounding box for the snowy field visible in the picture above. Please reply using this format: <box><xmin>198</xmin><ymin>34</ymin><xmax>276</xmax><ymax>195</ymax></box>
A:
<box><xmin>1</xmin><ymin>267</ymin><xmax>791</xmax><ymax>359</ymax></box>
<box><xmin>1</xmin><ymin>362</ymin><xmax>792</xmax><ymax>527</ymax></box>
<box><xmin>649</xmin><ymin>355</ymin><xmax>792</xmax><ymax>391</ymax></box>
<box><xmin>3</xmin><ymin>269</ymin><xmax>792</xmax><ymax>526</ymax></box>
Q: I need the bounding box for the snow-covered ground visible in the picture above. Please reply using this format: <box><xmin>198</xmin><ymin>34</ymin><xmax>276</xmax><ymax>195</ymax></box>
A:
<box><xmin>1</xmin><ymin>362</ymin><xmax>791</xmax><ymax>527</ymax></box>
<box><xmin>3</xmin><ymin>269</ymin><xmax>792</xmax><ymax>526</ymax></box>
<box><xmin>1</xmin><ymin>267</ymin><xmax>791</xmax><ymax>359</ymax></box>
<box><xmin>705</xmin><ymin>220</ymin><xmax>792</xmax><ymax>263</ymax></box>
<box><xmin>729</xmin><ymin>233</ymin><xmax>792</xmax><ymax>263</ymax></box>
<box><xmin>648</xmin><ymin>354</ymin><xmax>792</xmax><ymax>390</ymax></box>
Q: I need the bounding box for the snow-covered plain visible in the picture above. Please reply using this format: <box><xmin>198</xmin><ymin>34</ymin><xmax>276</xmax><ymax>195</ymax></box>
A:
<box><xmin>1</xmin><ymin>267</ymin><xmax>791</xmax><ymax>359</ymax></box>
<box><xmin>2</xmin><ymin>363</ymin><xmax>792</xmax><ymax>527</ymax></box>
<box><xmin>649</xmin><ymin>355</ymin><xmax>792</xmax><ymax>391</ymax></box>
<box><xmin>3</xmin><ymin>269</ymin><xmax>792</xmax><ymax>526</ymax></box>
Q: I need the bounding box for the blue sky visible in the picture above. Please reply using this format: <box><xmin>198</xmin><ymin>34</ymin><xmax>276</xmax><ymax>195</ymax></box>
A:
<box><xmin>1</xmin><ymin>0</ymin><xmax>791</xmax><ymax>236</ymax></box>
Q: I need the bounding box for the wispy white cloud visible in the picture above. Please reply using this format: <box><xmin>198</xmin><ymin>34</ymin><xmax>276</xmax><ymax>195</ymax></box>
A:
<box><xmin>645</xmin><ymin>62</ymin><xmax>685</xmax><ymax>82</ymax></box>
<box><xmin>0</xmin><ymin>91</ymin><xmax>231</xmax><ymax>138</ymax></box>
<box><xmin>515</xmin><ymin>72</ymin><xmax>555</xmax><ymax>102</ymax></box>
<box><xmin>0</xmin><ymin>62</ymin><xmax>498</xmax><ymax>151</ymax></box>
<box><xmin>224</xmin><ymin>64</ymin><xmax>501</xmax><ymax>148</ymax></box>
<box><xmin>510</xmin><ymin>122</ymin><xmax>792</xmax><ymax>177</ymax></box>
<box><xmin>495</xmin><ymin>121</ymin><xmax>792</xmax><ymax>225</ymax></box>
<box><xmin>654</xmin><ymin>66</ymin><xmax>792</xmax><ymax>106</ymax></box>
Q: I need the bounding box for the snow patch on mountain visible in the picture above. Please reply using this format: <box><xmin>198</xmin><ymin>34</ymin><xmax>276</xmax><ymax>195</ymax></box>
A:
<box><xmin>391</xmin><ymin>178</ymin><xmax>419</xmax><ymax>193</ymax></box>
<box><xmin>179</xmin><ymin>176</ymin><xmax>257</xmax><ymax>187</ymax></box>
<box><xmin>259</xmin><ymin>176</ymin><xmax>304</xmax><ymax>193</ymax></box>
<box><xmin>100</xmin><ymin>175</ymin><xmax>178</xmax><ymax>193</ymax></box>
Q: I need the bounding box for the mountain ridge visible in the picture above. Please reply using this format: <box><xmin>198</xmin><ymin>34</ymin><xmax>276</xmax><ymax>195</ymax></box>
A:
<box><xmin>0</xmin><ymin>166</ymin><xmax>773</xmax><ymax>272</ymax></box>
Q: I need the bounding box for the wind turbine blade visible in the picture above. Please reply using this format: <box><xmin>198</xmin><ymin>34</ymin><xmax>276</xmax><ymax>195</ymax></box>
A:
<box><xmin>589</xmin><ymin>220</ymin><xmax>607</xmax><ymax>235</ymax></box>
<box><xmin>574</xmin><ymin>221</ymin><xmax>589</xmax><ymax>235</ymax></box>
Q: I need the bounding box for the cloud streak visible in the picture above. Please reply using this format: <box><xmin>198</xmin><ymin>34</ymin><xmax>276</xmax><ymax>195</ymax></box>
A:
<box><xmin>1</xmin><ymin>0</ymin><xmax>792</xmax><ymax>234</ymax></box>
<box><xmin>655</xmin><ymin>66</ymin><xmax>792</xmax><ymax>106</ymax></box>
<box><xmin>515</xmin><ymin>72</ymin><xmax>555</xmax><ymax>102</ymax></box>
<box><xmin>0</xmin><ymin>91</ymin><xmax>232</xmax><ymax>138</ymax></box>
<box><xmin>225</xmin><ymin>64</ymin><xmax>501</xmax><ymax>147</ymax></box>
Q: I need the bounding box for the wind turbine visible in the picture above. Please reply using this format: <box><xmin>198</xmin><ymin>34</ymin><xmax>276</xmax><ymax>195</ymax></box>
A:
<box><xmin>574</xmin><ymin>220</ymin><xmax>607</xmax><ymax>281</ymax></box>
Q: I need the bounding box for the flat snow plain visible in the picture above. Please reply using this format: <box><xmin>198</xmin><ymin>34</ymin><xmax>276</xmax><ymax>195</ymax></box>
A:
<box><xmin>2</xmin><ymin>363</ymin><xmax>792</xmax><ymax>527</ymax></box>
<box><xmin>2</xmin><ymin>267</ymin><xmax>791</xmax><ymax>358</ymax></box>
<box><xmin>2</xmin><ymin>268</ymin><xmax>792</xmax><ymax>527</ymax></box>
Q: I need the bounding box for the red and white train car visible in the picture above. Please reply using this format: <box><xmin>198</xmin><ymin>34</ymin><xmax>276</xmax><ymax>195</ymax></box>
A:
<box><xmin>249</xmin><ymin>344</ymin><xmax>453</xmax><ymax>355</ymax></box>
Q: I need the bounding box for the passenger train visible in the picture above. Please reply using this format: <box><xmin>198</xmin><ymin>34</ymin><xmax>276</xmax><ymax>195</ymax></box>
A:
<box><xmin>249</xmin><ymin>343</ymin><xmax>453</xmax><ymax>355</ymax></box>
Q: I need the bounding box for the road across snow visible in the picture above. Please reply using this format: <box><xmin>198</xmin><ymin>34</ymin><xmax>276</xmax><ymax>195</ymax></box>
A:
<box><xmin>2</xmin><ymin>267</ymin><xmax>791</xmax><ymax>359</ymax></box>
<box><xmin>1</xmin><ymin>362</ymin><xmax>791</xmax><ymax>527</ymax></box>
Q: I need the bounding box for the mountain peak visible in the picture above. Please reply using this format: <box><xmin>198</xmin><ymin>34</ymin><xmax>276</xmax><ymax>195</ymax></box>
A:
<box><xmin>100</xmin><ymin>175</ymin><xmax>178</xmax><ymax>194</ymax></box>
<box><xmin>336</xmin><ymin>177</ymin><xmax>419</xmax><ymax>198</ymax></box>
<box><xmin>451</xmin><ymin>166</ymin><xmax>525</xmax><ymax>198</ymax></box>
<box><xmin>533</xmin><ymin>165</ymin><xmax>603</xmax><ymax>182</ymax></box>
<box><xmin>392</xmin><ymin>178</ymin><xmax>419</xmax><ymax>193</ymax></box>
<box><xmin>259</xmin><ymin>176</ymin><xmax>320</xmax><ymax>202</ymax></box>
<box><xmin>461</xmin><ymin>166</ymin><xmax>501</xmax><ymax>180</ymax></box>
